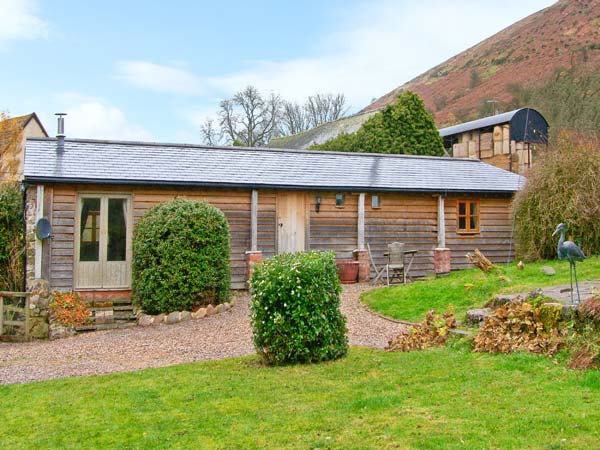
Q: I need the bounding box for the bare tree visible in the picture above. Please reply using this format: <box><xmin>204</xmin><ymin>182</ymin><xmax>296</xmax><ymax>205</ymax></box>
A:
<box><xmin>199</xmin><ymin>118</ymin><xmax>221</xmax><ymax>146</ymax></box>
<box><xmin>305</xmin><ymin>93</ymin><xmax>348</xmax><ymax>128</ymax></box>
<box><xmin>280</xmin><ymin>101</ymin><xmax>310</xmax><ymax>136</ymax></box>
<box><xmin>218</xmin><ymin>86</ymin><xmax>281</xmax><ymax>147</ymax></box>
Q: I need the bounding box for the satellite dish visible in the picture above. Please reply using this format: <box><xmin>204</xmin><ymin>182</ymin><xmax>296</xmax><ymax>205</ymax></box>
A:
<box><xmin>35</xmin><ymin>218</ymin><xmax>53</xmax><ymax>240</ymax></box>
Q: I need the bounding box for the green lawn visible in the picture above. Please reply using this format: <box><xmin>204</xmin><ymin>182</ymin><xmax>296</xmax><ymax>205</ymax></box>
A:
<box><xmin>362</xmin><ymin>256</ymin><xmax>600</xmax><ymax>323</ymax></box>
<box><xmin>1</xmin><ymin>347</ymin><xmax>600</xmax><ymax>449</ymax></box>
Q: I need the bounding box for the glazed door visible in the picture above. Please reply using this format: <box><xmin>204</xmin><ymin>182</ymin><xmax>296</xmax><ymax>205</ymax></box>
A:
<box><xmin>75</xmin><ymin>194</ymin><xmax>131</xmax><ymax>289</ymax></box>
<box><xmin>277</xmin><ymin>192</ymin><xmax>307</xmax><ymax>254</ymax></box>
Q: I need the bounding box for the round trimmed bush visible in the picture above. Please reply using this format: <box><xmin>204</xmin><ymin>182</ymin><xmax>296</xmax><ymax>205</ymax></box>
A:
<box><xmin>249</xmin><ymin>251</ymin><xmax>348</xmax><ymax>365</ymax></box>
<box><xmin>132</xmin><ymin>199</ymin><xmax>230</xmax><ymax>314</ymax></box>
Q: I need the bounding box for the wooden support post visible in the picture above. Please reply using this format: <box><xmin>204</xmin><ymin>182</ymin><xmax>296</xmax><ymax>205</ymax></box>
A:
<box><xmin>0</xmin><ymin>295</ymin><xmax>4</xmax><ymax>336</ymax></box>
<box><xmin>34</xmin><ymin>185</ymin><xmax>44</xmax><ymax>279</ymax></box>
<box><xmin>437</xmin><ymin>195</ymin><xmax>446</xmax><ymax>248</ymax></box>
<box><xmin>250</xmin><ymin>189</ymin><xmax>258</xmax><ymax>252</ymax></box>
<box><xmin>357</xmin><ymin>193</ymin><xmax>365</xmax><ymax>250</ymax></box>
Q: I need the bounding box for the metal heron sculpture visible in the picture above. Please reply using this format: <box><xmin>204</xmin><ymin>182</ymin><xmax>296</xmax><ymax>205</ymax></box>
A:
<box><xmin>552</xmin><ymin>223</ymin><xmax>585</xmax><ymax>304</ymax></box>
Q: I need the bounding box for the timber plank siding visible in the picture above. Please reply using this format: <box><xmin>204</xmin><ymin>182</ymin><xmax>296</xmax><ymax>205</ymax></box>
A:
<box><xmin>41</xmin><ymin>184</ymin><xmax>516</xmax><ymax>293</ymax></box>
<box><xmin>445</xmin><ymin>195</ymin><xmax>514</xmax><ymax>270</ymax></box>
<box><xmin>309</xmin><ymin>192</ymin><xmax>358</xmax><ymax>259</ymax></box>
<box><xmin>366</xmin><ymin>193</ymin><xmax>437</xmax><ymax>277</ymax></box>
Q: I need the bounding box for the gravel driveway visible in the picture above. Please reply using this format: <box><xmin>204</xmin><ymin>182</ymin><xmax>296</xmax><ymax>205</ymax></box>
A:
<box><xmin>0</xmin><ymin>284</ymin><xmax>406</xmax><ymax>384</ymax></box>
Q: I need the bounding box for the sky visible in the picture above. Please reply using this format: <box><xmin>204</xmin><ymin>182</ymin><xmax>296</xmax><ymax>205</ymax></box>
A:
<box><xmin>0</xmin><ymin>0</ymin><xmax>555</xmax><ymax>144</ymax></box>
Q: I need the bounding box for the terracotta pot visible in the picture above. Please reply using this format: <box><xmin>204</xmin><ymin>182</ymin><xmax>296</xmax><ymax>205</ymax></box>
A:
<box><xmin>336</xmin><ymin>260</ymin><xmax>360</xmax><ymax>284</ymax></box>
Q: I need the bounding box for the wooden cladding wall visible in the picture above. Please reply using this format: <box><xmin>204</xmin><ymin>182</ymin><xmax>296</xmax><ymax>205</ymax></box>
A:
<box><xmin>309</xmin><ymin>192</ymin><xmax>358</xmax><ymax>259</ymax></box>
<box><xmin>365</xmin><ymin>193</ymin><xmax>437</xmax><ymax>277</ymax></box>
<box><xmin>46</xmin><ymin>185</ymin><xmax>253</xmax><ymax>291</ymax></box>
<box><xmin>132</xmin><ymin>187</ymin><xmax>252</xmax><ymax>290</ymax></box>
<box><xmin>445</xmin><ymin>195</ymin><xmax>514</xmax><ymax>270</ymax></box>
<box><xmin>49</xmin><ymin>185</ymin><xmax>77</xmax><ymax>290</ymax></box>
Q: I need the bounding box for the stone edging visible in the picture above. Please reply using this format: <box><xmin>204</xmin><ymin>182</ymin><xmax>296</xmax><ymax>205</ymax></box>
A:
<box><xmin>137</xmin><ymin>297</ymin><xmax>237</xmax><ymax>327</ymax></box>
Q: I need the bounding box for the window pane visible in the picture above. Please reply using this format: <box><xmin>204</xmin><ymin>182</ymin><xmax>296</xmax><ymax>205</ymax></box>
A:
<box><xmin>335</xmin><ymin>193</ymin><xmax>344</xmax><ymax>207</ymax></box>
<box><xmin>459</xmin><ymin>216</ymin><xmax>467</xmax><ymax>230</ymax></box>
<box><xmin>470</xmin><ymin>202</ymin><xmax>478</xmax><ymax>215</ymax></box>
<box><xmin>470</xmin><ymin>216</ymin><xmax>478</xmax><ymax>230</ymax></box>
<box><xmin>458</xmin><ymin>202</ymin><xmax>466</xmax><ymax>215</ymax></box>
<box><xmin>107</xmin><ymin>198</ymin><xmax>127</xmax><ymax>261</ymax></box>
<box><xmin>80</xmin><ymin>198</ymin><xmax>100</xmax><ymax>261</ymax></box>
<box><xmin>372</xmin><ymin>194</ymin><xmax>380</xmax><ymax>208</ymax></box>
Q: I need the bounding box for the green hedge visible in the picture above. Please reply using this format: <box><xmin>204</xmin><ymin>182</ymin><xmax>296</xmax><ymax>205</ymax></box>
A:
<box><xmin>132</xmin><ymin>199</ymin><xmax>230</xmax><ymax>314</ymax></box>
<box><xmin>249</xmin><ymin>251</ymin><xmax>348</xmax><ymax>365</ymax></box>
<box><xmin>0</xmin><ymin>183</ymin><xmax>23</xmax><ymax>291</ymax></box>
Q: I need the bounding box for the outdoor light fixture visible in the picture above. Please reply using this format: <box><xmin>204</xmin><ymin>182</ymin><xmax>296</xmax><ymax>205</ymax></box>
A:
<box><xmin>315</xmin><ymin>194</ymin><xmax>321</xmax><ymax>213</ymax></box>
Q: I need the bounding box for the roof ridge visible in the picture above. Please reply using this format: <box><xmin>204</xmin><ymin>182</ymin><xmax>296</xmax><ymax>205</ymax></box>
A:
<box><xmin>26</xmin><ymin>136</ymin><xmax>476</xmax><ymax>163</ymax></box>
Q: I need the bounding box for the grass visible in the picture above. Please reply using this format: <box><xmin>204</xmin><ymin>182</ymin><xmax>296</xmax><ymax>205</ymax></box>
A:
<box><xmin>2</xmin><ymin>346</ymin><xmax>600</xmax><ymax>449</ymax></box>
<box><xmin>362</xmin><ymin>256</ymin><xmax>600</xmax><ymax>323</ymax></box>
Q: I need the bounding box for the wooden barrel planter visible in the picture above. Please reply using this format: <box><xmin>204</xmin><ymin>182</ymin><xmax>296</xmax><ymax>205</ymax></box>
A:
<box><xmin>336</xmin><ymin>260</ymin><xmax>359</xmax><ymax>284</ymax></box>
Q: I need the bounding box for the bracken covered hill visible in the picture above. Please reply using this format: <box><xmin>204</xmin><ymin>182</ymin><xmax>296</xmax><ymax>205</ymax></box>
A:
<box><xmin>361</xmin><ymin>0</ymin><xmax>600</xmax><ymax>127</ymax></box>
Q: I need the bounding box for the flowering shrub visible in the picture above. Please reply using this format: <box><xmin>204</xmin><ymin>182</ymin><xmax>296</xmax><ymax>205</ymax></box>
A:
<box><xmin>49</xmin><ymin>291</ymin><xmax>91</xmax><ymax>327</ymax></box>
<box><xmin>249</xmin><ymin>251</ymin><xmax>347</xmax><ymax>365</ymax></box>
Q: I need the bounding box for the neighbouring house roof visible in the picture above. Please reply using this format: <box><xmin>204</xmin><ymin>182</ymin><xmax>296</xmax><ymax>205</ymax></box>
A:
<box><xmin>4</xmin><ymin>113</ymin><xmax>49</xmax><ymax>137</ymax></box>
<box><xmin>438</xmin><ymin>108</ymin><xmax>548</xmax><ymax>144</ymax></box>
<box><xmin>268</xmin><ymin>111</ymin><xmax>377</xmax><ymax>150</ymax></box>
<box><xmin>23</xmin><ymin>137</ymin><xmax>525</xmax><ymax>193</ymax></box>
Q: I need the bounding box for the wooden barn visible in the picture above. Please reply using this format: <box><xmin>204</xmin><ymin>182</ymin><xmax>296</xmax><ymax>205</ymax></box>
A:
<box><xmin>439</xmin><ymin>108</ymin><xmax>548</xmax><ymax>175</ymax></box>
<box><xmin>21</xmin><ymin>136</ymin><xmax>524</xmax><ymax>303</ymax></box>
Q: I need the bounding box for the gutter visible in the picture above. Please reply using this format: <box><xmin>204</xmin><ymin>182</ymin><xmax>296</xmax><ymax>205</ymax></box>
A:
<box><xmin>22</xmin><ymin>176</ymin><xmax>521</xmax><ymax>195</ymax></box>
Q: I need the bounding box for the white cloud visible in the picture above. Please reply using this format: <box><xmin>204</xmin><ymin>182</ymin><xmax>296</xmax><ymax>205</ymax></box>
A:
<box><xmin>115</xmin><ymin>61</ymin><xmax>205</xmax><ymax>95</ymax></box>
<box><xmin>56</xmin><ymin>93</ymin><xmax>153</xmax><ymax>141</ymax></box>
<box><xmin>209</xmin><ymin>0</ymin><xmax>555</xmax><ymax>109</ymax></box>
<box><xmin>114</xmin><ymin>0</ymin><xmax>554</xmax><ymax>141</ymax></box>
<box><xmin>0</xmin><ymin>0</ymin><xmax>48</xmax><ymax>45</ymax></box>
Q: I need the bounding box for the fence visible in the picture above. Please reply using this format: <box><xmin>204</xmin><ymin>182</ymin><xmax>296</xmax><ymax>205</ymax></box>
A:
<box><xmin>0</xmin><ymin>291</ymin><xmax>30</xmax><ymax>341</ymax></box>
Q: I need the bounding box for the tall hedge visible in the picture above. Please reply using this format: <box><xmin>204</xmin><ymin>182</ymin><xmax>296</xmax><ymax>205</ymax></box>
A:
<box><xmin>249</xmin><ymin>251</ymin><xmax>348</xmax><ymax>365</ymax></box>
<box><xmin>132</xmin><ymin>199</ymin><xmax>230</xmax><ymax>314</ymax></box>
<box><xmin>513</xmin><ymin>132</ymin><xmax>600</xmax><ymax>260</ymax></box>
<box><xmin>311</xmin><ymin>91</ymin><xmax>444</xmax><ymax>156</ymax></box>
<box><xmin>0</xmin><ymin>183</ymin><xmax>23</xmax><ymax>291</ymax></box>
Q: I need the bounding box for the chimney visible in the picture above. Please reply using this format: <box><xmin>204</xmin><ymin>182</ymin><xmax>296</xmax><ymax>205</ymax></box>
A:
<box><xmin>55</xmin><ymin>113</ymin><xmax>66</xmax><ymax>152</ymax></box>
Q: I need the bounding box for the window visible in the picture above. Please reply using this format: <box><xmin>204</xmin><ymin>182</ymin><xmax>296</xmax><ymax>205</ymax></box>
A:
<box><xmin>457</xmin><ymin>200</ymin><xmax>480</xmax><ymax>233</ymax></box>
<box><xmin>335</xmin><ymin>193</ymin><xmax>345</xmax><ymax>208</ymax></box>
<box><xmin>371</xmin><ymin>194</ymin><xmax>381</xmax><ymax>209</ymax></box>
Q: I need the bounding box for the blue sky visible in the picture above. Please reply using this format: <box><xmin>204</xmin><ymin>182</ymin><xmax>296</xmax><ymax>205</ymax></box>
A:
<box><xmin>1</xmin><ymin>0</ymin><xmax>554</xmax><ymax>143</ymax></box>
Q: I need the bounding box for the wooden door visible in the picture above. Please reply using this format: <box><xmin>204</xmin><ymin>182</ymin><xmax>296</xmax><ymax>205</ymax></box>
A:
<box><xmin>75</xmin><ymin>194</ymin><xmax>131</xmax><ymax>289</ymax></box>
<box><xmin>277</xmin><ymin>192</ymin><xmax>307</xmax><ymax>254</ymax></box>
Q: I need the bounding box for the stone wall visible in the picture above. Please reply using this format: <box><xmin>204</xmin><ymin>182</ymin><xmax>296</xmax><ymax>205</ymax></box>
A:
<box><xmin>27</xmin><ymin>278</ymin><xmax>50</xmax><ymax>339</ymax></box>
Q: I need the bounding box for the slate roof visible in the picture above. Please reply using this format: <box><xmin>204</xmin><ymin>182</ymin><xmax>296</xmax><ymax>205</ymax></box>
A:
<box><xmin>23</xmin><ymin>138</ymin><xmax>525</xmax><ymax>193</ymax></box>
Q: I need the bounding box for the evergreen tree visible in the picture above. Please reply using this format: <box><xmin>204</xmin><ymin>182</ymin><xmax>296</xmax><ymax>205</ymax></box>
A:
<box><xmin>311</xmin><ymin>91</ymin><xmax>444</xmax><ymax>156</ymax></box>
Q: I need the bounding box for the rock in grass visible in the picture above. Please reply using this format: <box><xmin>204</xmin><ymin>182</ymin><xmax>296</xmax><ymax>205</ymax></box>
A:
<box><xmin>541</xmin><ymin>266</ymin><xmax>556</xmax><ymax>276</ymax></box>
<box><xmin>466</xmin><ymin>308</ymin><xmax>494</xmax><ymax>326</ymax></box>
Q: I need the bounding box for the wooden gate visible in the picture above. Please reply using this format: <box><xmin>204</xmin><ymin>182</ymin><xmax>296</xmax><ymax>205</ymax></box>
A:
<box><xmin>0</xmin><ymin>292</ymin><xmax>30</xmax><ymax>341</ymax></box>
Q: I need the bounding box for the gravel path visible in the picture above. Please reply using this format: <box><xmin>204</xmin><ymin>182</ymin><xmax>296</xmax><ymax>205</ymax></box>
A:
<box><xmin>0</xmin><ymin>284</ymin><xmax>406</xmax><ymax>384</ymax></box>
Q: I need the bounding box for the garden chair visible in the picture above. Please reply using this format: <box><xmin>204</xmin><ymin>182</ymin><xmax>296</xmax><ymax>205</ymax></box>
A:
<box><xmin>385</xmin><ymin>242</ymin><xmax>406</xmax><ymax>286</ymax></box>
<box><xmin>367</xmin><ymin>243</ymin><xmax>385</xmax><ymax>285</ymax></box>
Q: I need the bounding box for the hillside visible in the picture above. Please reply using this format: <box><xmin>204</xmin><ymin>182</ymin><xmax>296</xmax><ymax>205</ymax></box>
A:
<box><xmin>361</xmin><ymin>0</ymin><xmax>600</xmax><ymax>127</ymax></box>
